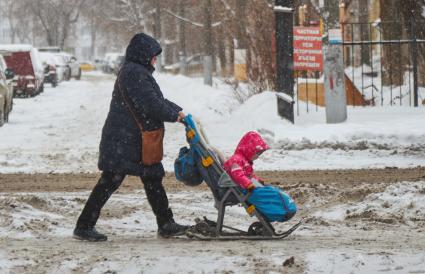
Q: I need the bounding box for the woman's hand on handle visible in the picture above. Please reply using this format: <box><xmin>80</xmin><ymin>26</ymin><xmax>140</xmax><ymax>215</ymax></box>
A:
<box><xmin>177</xmin><ymin>112</ymin><xmax>185</xmax><ymax>123</ymax></box>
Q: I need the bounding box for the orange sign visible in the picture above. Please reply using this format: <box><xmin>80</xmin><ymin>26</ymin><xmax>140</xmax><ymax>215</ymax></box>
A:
<box><xmin>293</xmin><ymin>27</ymin><xmax>323</xmax><ymax>71</ymax></box>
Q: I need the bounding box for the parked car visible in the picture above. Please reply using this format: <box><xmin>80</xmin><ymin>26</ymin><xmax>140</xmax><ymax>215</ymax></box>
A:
<box><xmin>0</xmin><ymin>53</ymin><xmax>14</xmax><ymax>126</ymax></box>
<box><xmin>38</xmin><ymin>47</ymin><xmax>71</xmax><ymax>81</ymax></box>
<box><xmin>0</xmin><ymin>44</ymin><xmax>44</xmax><ymax>97</ymax></box>
<box><xmin>163</xmin><ymin>54</ymin><xmax>203</xmax><ymax>74</ymax></box>
<box><xmin>94</xmin><ymin>59</ymin><xmax>107</xmax><ymax>71</ymax></box>
<box><xmin>53</xmin><ymin>55</ymin><xmax>68</xmax><ymax>82</ymax></box>
<box><xmin>39</xmin><ymin>52</ymin><xmax>60</xmax><ymax>87</ymax></box>
<box><xmin>56</xmin><ymin>52</ymin><xmax>81</xmax><ymax>80</ymax></box>
<box><xmin>104</xmin><ymin>53</ymin><xmax>125</xmax><ymax>74</ymax></box>
<box><xmin>80</xmin><ymin>61</ymin><xmax>95</xmax><ymax>72</ymax></box>
<box><xmin>53</xmin><ymin>54</ymin><xmax>70</xmax><ymax>81</ymax></box>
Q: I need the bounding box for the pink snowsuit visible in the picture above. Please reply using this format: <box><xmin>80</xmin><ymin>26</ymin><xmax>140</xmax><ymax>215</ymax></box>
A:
<box><xmin>223</xmin><ymin>131</ymin><xmax>270</xmax><ymax>189</ymax></box>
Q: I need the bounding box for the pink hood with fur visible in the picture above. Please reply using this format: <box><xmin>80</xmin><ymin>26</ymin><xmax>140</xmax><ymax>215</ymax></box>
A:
<box><xmin>223</xmin><ymin>131</ymin><xmax>269</xmax><ymax>189</ymax></box>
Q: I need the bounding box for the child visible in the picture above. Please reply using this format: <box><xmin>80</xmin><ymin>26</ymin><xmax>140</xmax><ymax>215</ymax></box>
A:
<box><xmin>223</xmin><ymin>131</ymin><xmax>297</xmax><ymax>222</ymax></box>
<box><xmin>223</xmin><ymin>131</ymin><xmax>269</xmax><ymax>190</ymax></box>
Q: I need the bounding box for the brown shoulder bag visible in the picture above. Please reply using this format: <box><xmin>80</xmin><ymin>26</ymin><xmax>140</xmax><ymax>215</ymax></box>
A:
<box><xmin>117</xmin><ymin>71</ymin><xmax>164</xmax><ymax>166</ymax></box>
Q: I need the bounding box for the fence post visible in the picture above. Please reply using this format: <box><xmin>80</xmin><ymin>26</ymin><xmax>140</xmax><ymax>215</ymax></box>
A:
<box><xmin>410</xmin><ymin>17</ymin><xmax>419</xmax><ymax>107</ymax></box>
<box><xmin>274</xmin><ymin>0</ymin><xmax>295</xmax><ymax>124</ymax></box>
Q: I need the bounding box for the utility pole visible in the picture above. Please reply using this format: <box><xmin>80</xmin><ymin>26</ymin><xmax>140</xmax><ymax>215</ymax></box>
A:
<box><xmin>275</xmin><ymin>0</ymin><xmax>295</xmax><ymax>123</ymax></box>
<box><xmin>323</xmin><ymin>0</ymin><xmax>347</xmax><ymax>123</ymax></box>
<box><xmin>411</xmin><ymin>15</ymin><xmax>419</xmax><ymax>107</ymax></box>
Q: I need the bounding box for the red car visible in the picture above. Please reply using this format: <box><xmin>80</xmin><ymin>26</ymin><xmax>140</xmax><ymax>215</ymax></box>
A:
<box><xmin>0</xmin><ymin>45</ymin><xmax>44</xmax><ymax>97</ymax></box>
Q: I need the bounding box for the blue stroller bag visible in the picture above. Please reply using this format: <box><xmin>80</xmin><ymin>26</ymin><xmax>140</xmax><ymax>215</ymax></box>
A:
<box><xmin>174</xmin><ymin>146</ymin><xmax>203</xmax><ymax>186</ymax></box>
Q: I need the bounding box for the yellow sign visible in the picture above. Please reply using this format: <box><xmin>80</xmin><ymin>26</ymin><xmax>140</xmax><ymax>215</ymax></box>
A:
<box><xmin>234</xmin><ymin>49</ymin><xmax>248</xmax><ymax>81</ymax></box>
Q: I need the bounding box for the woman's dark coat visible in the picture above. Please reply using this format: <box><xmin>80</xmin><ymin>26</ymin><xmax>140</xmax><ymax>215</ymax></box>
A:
<box><xmin>98</xmin><ymin>33</ymin><xmax>182</xmax><ymax>178</ymax></box>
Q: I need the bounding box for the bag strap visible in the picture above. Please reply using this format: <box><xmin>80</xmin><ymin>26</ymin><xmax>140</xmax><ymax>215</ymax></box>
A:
<box><xmin>117</xmin><ymin>69</ymin><xmax>144</xmax><ymax>132</ymax></box>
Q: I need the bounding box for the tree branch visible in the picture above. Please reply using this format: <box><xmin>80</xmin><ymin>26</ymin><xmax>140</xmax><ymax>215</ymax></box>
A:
<box><xmin>164</xmin><ymin>8</ymin><xmax>221</xmax><ymax>28</ymax></box>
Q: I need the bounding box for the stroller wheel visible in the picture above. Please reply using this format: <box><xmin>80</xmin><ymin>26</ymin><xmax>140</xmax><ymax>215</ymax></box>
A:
<box><xmin>248</xmin><ymin>222</ymin><xmax>267</xmax><ymax>236</ymax></box>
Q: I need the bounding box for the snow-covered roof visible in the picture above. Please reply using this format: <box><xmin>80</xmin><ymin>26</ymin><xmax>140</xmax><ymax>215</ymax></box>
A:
<box><xmin>0</xmin><ymin>45</ymin><xmax>44</xmax><ymax>76</ymax></box>
<box><xmin>39</xmin><ymin>52</ymin><xmax>60</xmax><ymax>65</ymax></box>
<box><xmin>0</xmin><ymin>44</ymin><xmax>34</xmax><ymax>52</ymax></box>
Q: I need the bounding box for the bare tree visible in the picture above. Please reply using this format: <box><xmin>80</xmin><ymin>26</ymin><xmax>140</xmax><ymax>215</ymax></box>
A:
<box><xmin>30</xmin><ymin>0</ymin><xmax>86</xmax><ymax>48</ymax></box>
<box><xmin>2</xmin><ymin>0</ymin><xmax>33</xmax><ymax>43</ymax></box>
<box><xmin>379</xmin><ymin>0</ymin><xmax>425</xmax><ymax>86</ymax></box>
<box><xmin>105</xmin><ymin>0</ymin><xmax>151</xmax><ymax>35</ymax></box>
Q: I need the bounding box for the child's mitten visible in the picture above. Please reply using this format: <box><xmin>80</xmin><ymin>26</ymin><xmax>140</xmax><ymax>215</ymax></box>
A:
<box><xmin>247</xmin><ymin>183</ymin><xmax>256</xmax><ymax>191</ymax></box>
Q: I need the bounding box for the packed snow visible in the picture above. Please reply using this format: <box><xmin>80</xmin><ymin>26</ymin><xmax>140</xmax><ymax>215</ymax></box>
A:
<box><xmin>1</xmin><ymin>185</ymin><xmax>425</xmax><ymax>273</ymax></box>
<box><xmin>0</xmin><ymin>72</ymin><xmax>424</xmax><ymax>173</ymax></box>
<box><xmin>307</xmin><ymin>250</ymin><xmax>425</xmax><ymax>274</ymax></box>
<box><xmin>314</xmin><ymin>181</ymin><xmax>425</xmax><ymax>226</ymax></box>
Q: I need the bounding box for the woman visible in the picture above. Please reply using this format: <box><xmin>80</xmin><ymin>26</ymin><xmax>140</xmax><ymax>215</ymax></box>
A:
<box><xmin>74</xmin><ymin>33</ymin><xmax>187</xmax><ymax>241</ymax></box>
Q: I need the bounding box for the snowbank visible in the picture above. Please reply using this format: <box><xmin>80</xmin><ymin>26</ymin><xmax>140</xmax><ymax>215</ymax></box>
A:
<box><xmin>0</xmin><ymin>72</ymin><xmax>425</xmax><ymax>173</ymax></box>
<box><xmin>314</xmin><ymin>181</ymin><xmax>425</xmax><ymax>226</ymax></box>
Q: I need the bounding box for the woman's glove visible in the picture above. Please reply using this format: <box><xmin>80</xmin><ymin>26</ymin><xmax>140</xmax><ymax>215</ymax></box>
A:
<box><xmin>177</xmin><ymin>112</ymin><xmax>185</xmax><ymax>123</ymax></box>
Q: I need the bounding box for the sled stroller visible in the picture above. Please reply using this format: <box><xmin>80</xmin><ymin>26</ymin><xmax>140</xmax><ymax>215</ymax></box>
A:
<box><xmin>175</xmin><ymin>115</ymin><xmax>302</xmax><ymax>240</ymax></box>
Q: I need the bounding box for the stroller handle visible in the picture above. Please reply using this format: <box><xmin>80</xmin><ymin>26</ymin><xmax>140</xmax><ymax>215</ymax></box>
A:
<box><xmin>181</xmin><ymin>117</ymin><xmax>189</xmax><ymax>128</ymax></box>
<box><xmin>181</xmin><ymin>114</ymin><xmax>196</xmax><ymax>130</ymax></box>
<box><xmin>182</xmin><ymin>114</ymin><xmax>210</xmax><ymax>145</ymax></box>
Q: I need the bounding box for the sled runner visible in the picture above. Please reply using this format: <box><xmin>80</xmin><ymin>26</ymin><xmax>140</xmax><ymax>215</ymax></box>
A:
<box><xmin>175</xmin><ymin>115</ymin><xmax>302</xmax><ymax>240</ymax></box>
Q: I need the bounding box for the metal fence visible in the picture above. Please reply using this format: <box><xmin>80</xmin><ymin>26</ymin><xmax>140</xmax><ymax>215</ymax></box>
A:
<box><xmin>341</xmin><ymin>20</ymin><xmax>425</xmax><ymax>107</ymax></box>
<box><xmin>293</xmin><ymin>20</ymin><xmax>425</xmax><ymax>115</ymax></box>
<box><xmin>294</xmin><ymin>71</ymin><xmax>322</xmax><ymax>115</ymax></box>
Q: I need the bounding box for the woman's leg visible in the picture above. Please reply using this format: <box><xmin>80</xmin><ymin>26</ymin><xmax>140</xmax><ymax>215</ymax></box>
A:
<box><xmin>76</xmin><ymin>171</ymin><xmax>126</xmax><ymax>229</ymax></box>
<box><xmin>140</xmin><ymin>175</ymin><xmax>173</xmax><ymax>227</ymax></box>
<box><xmin>140</xmin><ymin>175</ymin><xmax>189</xmax><ymax>236</ymax></box>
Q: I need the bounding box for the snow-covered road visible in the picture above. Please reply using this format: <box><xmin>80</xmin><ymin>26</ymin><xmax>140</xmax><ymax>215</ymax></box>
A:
<box><xmin>1</xmin><ymin>181</ymin><xmax>425</xmax><ymax>273</ymax></box>
<box><xmin>1</xmin><ymin>72</ymin><xmax>425</xmax><ymax>173</ymax></box>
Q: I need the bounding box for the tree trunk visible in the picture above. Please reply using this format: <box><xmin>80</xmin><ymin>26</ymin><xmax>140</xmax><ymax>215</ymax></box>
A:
<box><xmin>203</xmin><ymin>0</ymin><xmax>213</xmax><ymax>85</ymax></box>
<box><xmin>217</xmin><ymin>26</ymin><xmax>227</xmax><ymax>77</ymax></box>
<box><xmin>235</xmin><ymin>0</ymin><xmax>247</xmax><ymax>49</ymax></box>
<box><xmin>380</xmin><ymin>0</ymin><xmax>404</xmax><ymax>86</ymax></box>
<box><xmin>90</xmin><ymin>9</ymin><xmax>97</xmax><ymax>60</ymax></box>
<box><xmin>401</xmin><ymin>0</ymin><xmax>425</xmax><ymax>88</ymax></box>
<box><xmin>323</xmin><ymin>0</ymin><xmax>340</xmax><ymax>29</ymax></box>
<box><xmin>359</xmin><ymin>0</ymin><xmax>370</xmax><ymax>66</ymax></box>
<box><xmin>154</xmin><ymin>1</ymin><xmax>162</xmax><ymax>72</ymax></box>
<box><xmin>178</xmin><ymin>0</ymin><xmax>187</xmax><ymax>75</ymax></box>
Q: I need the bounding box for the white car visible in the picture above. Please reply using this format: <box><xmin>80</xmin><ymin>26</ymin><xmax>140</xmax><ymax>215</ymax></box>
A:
<box><xmin>39</xmin><ymin>52</ymin><xmax>64</xmax><ymax>86</ymax></box>
<box><xmin>57</xmin><ymin>53</ymin><xmax>81</xmax><ymax>80</ymax></box>
<box><xmin>0</xmin><ymin>54</ymin><xmax>14</xmax><ymax>126</ymax></box>
<box><xmin>104</xmin><ymin>53</ymin><xmax>125</xmax><ymax>74</ymax></box>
